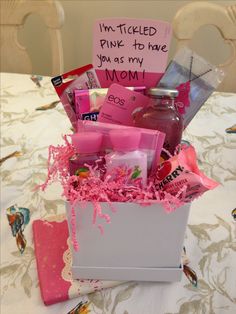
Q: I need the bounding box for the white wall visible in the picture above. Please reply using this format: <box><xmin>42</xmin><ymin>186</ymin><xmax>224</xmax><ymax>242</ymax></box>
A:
<box><xmin>18</xmin><ymin>0</ymin><xmax>235</xmax><ymax>76</ymax></box>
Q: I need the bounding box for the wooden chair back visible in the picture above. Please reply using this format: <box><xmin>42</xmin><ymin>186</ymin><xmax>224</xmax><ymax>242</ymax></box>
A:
<box><xmin>173</xmin><ymin>2</ymin><xmax>236</xmax><ymax>92</ymax></box>
<box><xmin>0</xmin><ymin>0</ymin><xmax>64</xmax><ymax>76</ymax></box>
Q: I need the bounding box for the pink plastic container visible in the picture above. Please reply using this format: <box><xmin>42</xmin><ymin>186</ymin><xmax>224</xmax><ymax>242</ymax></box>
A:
<box><xmin>106</xmin><ymin>130</ymin><xmax>147</xmax><ymax>186</ymax></box>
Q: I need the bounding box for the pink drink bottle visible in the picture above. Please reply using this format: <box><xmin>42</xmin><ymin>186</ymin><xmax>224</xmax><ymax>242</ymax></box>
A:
<box><xmin>69</xmin><ymin>132</ymin><xmax>104</xmax><ymax>177</ymax></box>
<box><xmin>105</xmin><ymin>130</ymin><xmax>147</xmax><ymax>187</ymax></box>
<box><xmin>134</xmin><ymin>88</ymin><xmax>183</xmax><ymax>159</ymax></box>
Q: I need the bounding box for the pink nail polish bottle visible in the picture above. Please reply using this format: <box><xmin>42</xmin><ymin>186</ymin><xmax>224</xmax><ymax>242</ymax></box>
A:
<box><xmin>105</xmin><ymin>130</ymin><xmax>147</xmax><ymax>187</ymax></box>
<box><xmin>69</xmin><ymin>132</ymin><xmax>104</xmax><ymax>177</ymax></box>
<box><xmin>134</xmin><ymin>88</ymin><xmax>183</xmax><ymax>159</ymax></box>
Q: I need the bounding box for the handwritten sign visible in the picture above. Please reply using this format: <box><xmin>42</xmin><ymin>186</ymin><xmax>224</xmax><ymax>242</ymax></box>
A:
<box><xmin>93</xmin><ymin>18</ymin><xmax>172</xmax><ymax>87</ymax></box>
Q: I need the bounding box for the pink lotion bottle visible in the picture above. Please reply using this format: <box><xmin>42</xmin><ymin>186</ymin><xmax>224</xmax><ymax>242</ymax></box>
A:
<box><xmin>105</xmin><ymin>130</ymin><xmax>147</xmax><ymax>187</ymax></box>
<box><xmin>134</xmin><ymin>88</ymin><xmax>183</xmax><ymax>159</ymax></box>
<box><xmin>69</xmin><ymin>132</ymin><xmax>104</xmax><ymax>177</ymax></box>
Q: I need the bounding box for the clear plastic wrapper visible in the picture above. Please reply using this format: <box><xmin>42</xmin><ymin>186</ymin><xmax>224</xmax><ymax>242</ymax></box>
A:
<box><xmin>159</xmin><ymin>47</ymin><xmax>225</xmax><ymax>128</ymax></box>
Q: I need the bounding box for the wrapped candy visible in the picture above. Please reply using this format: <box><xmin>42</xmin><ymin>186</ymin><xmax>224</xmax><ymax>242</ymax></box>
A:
<box><xmin>153</xmin><ymin>145</ymin><xmax>219</xmax><ymax>202</ymax></box>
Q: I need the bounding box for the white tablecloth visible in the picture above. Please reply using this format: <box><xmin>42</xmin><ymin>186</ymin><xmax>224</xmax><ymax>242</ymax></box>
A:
<box><xmin>1</xmin><ymin>73</ymin><xmax>236</xmax><ymax>314</ymax></box>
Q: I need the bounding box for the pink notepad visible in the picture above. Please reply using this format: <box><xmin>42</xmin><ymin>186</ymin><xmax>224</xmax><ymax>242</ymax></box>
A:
<box><xmin>33</xmin><ymin>216</ymin><xmax>122</xmax><ymax>305</ymax></box>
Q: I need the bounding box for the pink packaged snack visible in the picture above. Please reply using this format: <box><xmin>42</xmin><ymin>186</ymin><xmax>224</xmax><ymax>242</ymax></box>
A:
<box><xmin>74</xmin><ymin>86</ymin><xmax>146</xmax><ymax>120</ymax></box>
<box><xmin>51</xmin><ymin>65</ymin><xmax>100</xmax><ymax>129</ymax></box>
<box><xmin>77</xmin><ymin>120</ymin><xmax>165</xmax><ymax>175</ymax></box>
<box><xmin>153</xmin><ymin>145</ymin><xmax>219</xmax><ymax>202</ymax></box>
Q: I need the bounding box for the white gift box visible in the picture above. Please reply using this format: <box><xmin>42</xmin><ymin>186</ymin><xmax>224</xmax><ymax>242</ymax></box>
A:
<box><xmin>66</xmin><ymin>202</ymin><xmax>190</xmax><ymax>282</ymax></box>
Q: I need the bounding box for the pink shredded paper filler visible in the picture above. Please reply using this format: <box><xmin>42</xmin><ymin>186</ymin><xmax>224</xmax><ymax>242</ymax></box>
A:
<box><xmin>39</xmin><ymin>135</ymin><xmax>187</xmax><ymax>251</ymax></box>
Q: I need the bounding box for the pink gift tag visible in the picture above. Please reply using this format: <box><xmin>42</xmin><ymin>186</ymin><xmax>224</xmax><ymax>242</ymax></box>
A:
<box><xmin>93</xmin><ymin>18</ymin><xmax>172</xmax><ymax>87</ymax></box>
<box><xmin>98</xmin><ymin>83</ymin><xmax>150</xmax><ymax>126</ymax></box>
<box><xmin>175</xmin><ymin>81</ymin><xmax>191</xmax><ymax>114</ymax></box>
